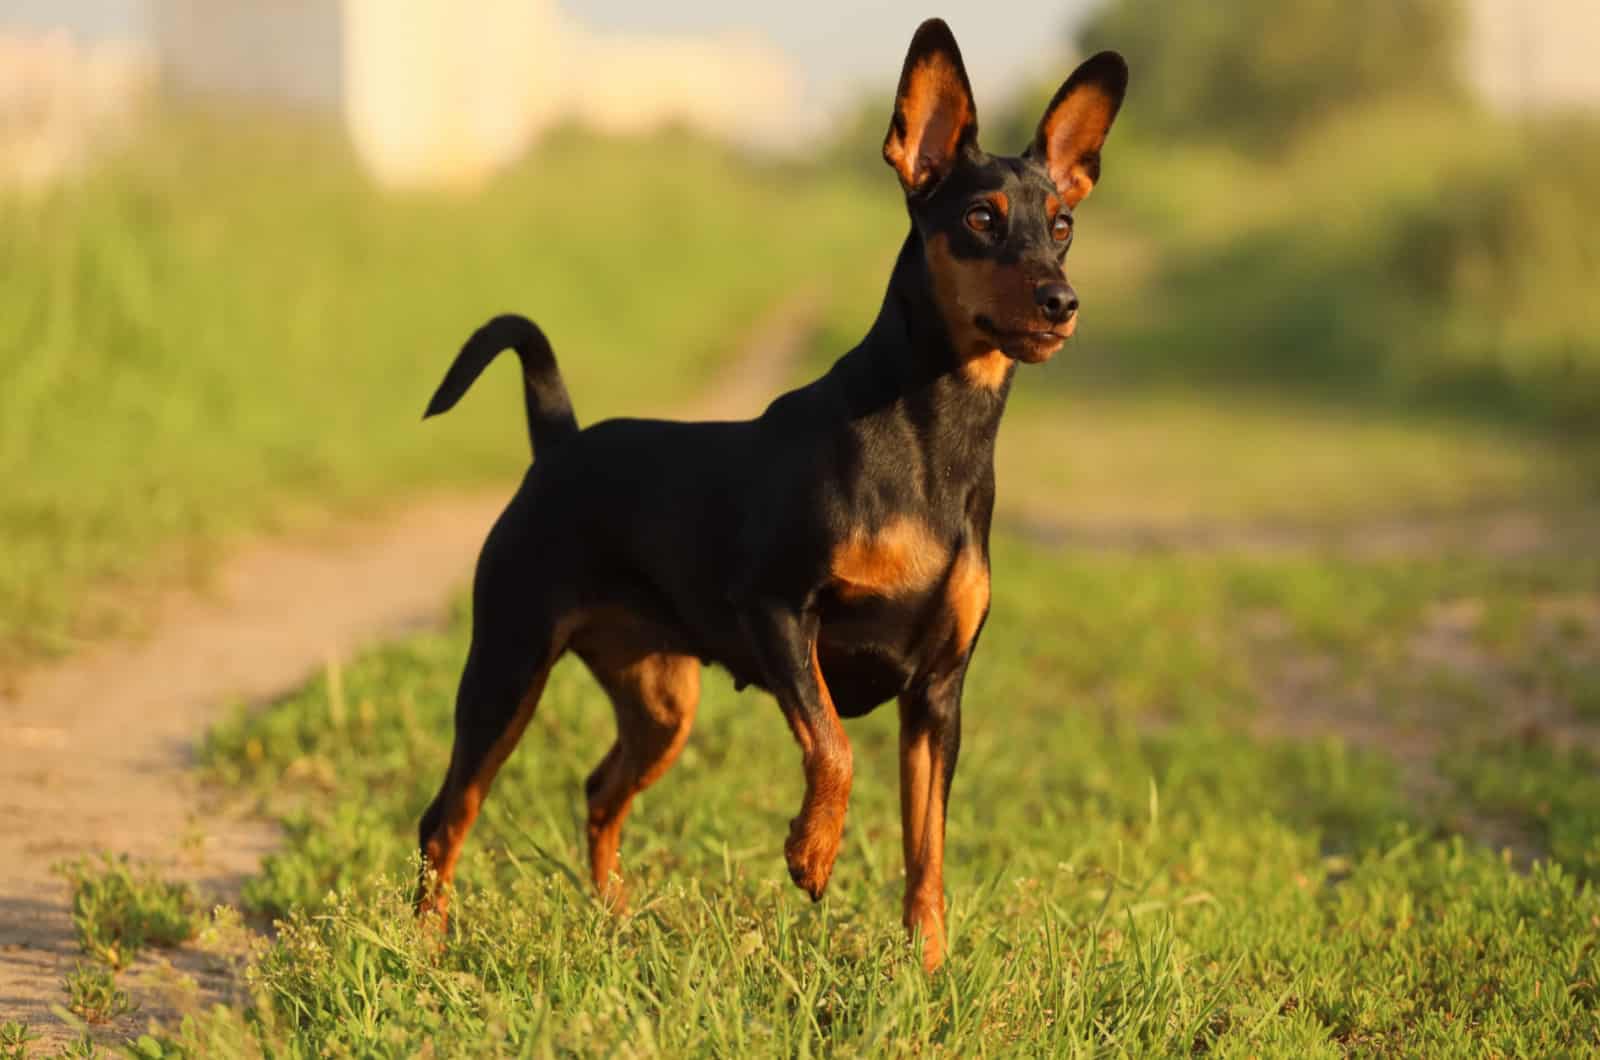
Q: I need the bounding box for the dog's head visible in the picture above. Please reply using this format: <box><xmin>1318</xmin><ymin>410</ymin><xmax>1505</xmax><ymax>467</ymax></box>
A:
<box><xmin>883</xmin><ymin>19</ymin><xmax>1126</xmax><ymax>378</ymax></box>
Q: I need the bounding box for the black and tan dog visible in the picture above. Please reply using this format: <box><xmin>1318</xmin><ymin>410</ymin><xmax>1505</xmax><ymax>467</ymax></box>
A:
<box><xmin>415</xmin><ymin>19</ymin><xmax>1126</xmax><ymax>971</ymax></box>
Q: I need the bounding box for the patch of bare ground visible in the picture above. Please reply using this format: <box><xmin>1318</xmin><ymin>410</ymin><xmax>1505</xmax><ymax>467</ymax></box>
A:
<box><xmin>1016</xmin><ymin>486</ymin><xmax>1600</xmax><ymax>861</ymax></box>
<box><xmin>1245</xmin><ymin>588</ymin><xmax>1600</xmax><ymax>864</ymax></box>
<box><xmin>1015</xmin><ymin>504</ymin><xmax>1600</xmax><ymax>559</ymax></box>
<box><xmin>0</xmin><ymin>296</ymin><xmax>818</xmax><ymax>1050</ymax></box>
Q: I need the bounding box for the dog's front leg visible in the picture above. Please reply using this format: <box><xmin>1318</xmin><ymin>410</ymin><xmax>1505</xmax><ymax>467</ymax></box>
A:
<box><xmin>739</xmin><ymin>604</ymin><xmax>852</xmax><ymax>900</ymax></box>
<box><xmin>898</xmin><ymin>675</ymin><xmax>962</xmax><ymax>971</ymax></box>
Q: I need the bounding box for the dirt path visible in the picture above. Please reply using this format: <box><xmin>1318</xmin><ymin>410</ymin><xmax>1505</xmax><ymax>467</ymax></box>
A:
<box><xmin>0</xmin><ymin>295</ymin><xmax>817</xmax><ymax>1045</ymax></box>
<box><xmin>1011</xmin><ymin>504</ymin><xmax>1600</xmax><ymax>559</ymax></box>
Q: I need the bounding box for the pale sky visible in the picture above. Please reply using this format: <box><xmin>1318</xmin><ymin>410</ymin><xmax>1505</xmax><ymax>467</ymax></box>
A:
<box><xmin>577</xmin><ymin>2</ymin><xmax>1100</xmax><ymax>114</ymax></box>
<box><xmin>0</xmin><ymin>1</ymin><xmax>1101</xmax><ymax>118</ymax></box>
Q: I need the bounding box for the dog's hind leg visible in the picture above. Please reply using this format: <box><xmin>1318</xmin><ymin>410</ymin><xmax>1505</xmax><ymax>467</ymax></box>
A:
<box><xmin>415</xmin><ymin>615</ymin><xmax>569</xmax><ymax>924</ymax></box>
<box><xmin>576</xmin><ymin>621</ymin><xmax>700</xmax><ymax>907</ymax></box>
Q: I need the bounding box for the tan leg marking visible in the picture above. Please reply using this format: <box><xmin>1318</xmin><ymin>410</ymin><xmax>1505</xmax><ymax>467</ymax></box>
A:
<box><xmin>583</xmin><ymin>655</ymin><xmax>699</xmax><ymax>906</ymax></box>
<box><xmin>781</xmin><ymin>641</ymin><xmax>853</xmax><ymax>900</ymax></box>
<box><xmin>420</xmin><ymin>662</ymin><xmax>554</xmax><ymax>925</ymax></box>
<box><xmin>899</xmin><ymin>702</ymin><xmax>949</xmax><ymax>972</ymax></box>
<box><xmin>575</xmin><ymin>612</ymin><xmax>700</xmax><ymax>908</ymax></box>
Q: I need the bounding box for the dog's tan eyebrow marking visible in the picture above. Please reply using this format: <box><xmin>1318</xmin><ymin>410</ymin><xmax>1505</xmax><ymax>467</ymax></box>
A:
<box><xmin>986</xmin><ymin>191</ymin><xmax>1009</xmax><ymax>218</ymax></box>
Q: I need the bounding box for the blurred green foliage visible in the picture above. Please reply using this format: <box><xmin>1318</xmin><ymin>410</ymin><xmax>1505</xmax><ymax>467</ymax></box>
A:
<box><xmin>982</xmin><ymin>0</ymin><xmax>1600</xmax><ymax>428</ymax></box>
<box><xmin>0</xmin><ymin>114</ymin><xmax>886</xmax><ymax>671</ymax></box>
<box><xmin>814</xmin><ymin>3</ymin><xmax>1600</xmax><ymax>430</ymax></box>
<box><xmin>1085</xmin><ymin>100</ymin><xmax>1600</xmax><ymax>424</ymax></box>
<box><xmin>7</xmin><ymin>6</ymin><xmax>1598</xmax><ymax>675</ymax></box>
<box><xmin>1078</xmin><ymin>0</ymin><xmax>1464</xmax><ymax>149</ymax></box>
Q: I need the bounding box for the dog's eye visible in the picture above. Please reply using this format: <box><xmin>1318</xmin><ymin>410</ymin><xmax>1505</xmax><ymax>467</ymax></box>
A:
<box><xmin>1051</xmin><ymin>214</ymin><xmax>1073</xmax><ymax>242</ymax></box>
<box><xmin>965</xmin><ymin>205</ymin><xmax>995</xmax><ymax>233</ymax></box>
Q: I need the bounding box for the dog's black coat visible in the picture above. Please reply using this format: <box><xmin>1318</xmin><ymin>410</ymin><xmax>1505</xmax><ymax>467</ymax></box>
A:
<box><xmin>415</xmin><ymin>18</ymin><xmax>1126</xmax><ymax>971</ymax></box>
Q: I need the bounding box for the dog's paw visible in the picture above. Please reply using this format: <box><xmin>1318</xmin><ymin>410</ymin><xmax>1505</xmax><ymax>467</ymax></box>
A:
<box><xmin>595</xmin><ymin>869</ymin><xmax>628</xmax><ymax>913</ymax></box>
<box><xmin>903</xmin><ymin>899</ymin><xmax>947</xmax><ymax>972</ymax></box>
<box><xmin>784</xmin><ymin>817</ymin><xmax>841</xmax><ymax>901</ymax></box>
<box><xmin>413</xmin><ymin>875</ymin><xmax>449</xmax><ymax>929</ymax></box>
<box><xmin>414</xmin><ymin>892</ymin><xmax>452</xmax><ymax>955</ymax></box>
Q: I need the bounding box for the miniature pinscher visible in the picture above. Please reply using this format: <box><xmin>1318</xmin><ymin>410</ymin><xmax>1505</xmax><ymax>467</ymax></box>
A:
<box><xmin>416</xmin><ymin>18</ymin><xmax>1127</xmax><ymax>972</ymax></box>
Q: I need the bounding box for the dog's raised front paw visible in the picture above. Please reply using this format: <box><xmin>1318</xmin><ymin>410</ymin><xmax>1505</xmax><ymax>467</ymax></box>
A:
<box><xmin>784</xmin><ymin>817</ymin><xmax>841</xmax><ymax>900</ymax></box>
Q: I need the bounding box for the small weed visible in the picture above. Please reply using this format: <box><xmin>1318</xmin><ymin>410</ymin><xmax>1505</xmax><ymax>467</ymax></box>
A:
<box><xmin>63</xmin><ymin>963</ymin><xmax>136</xmax><ymax>1025</ymax></box>
<box><xmin>0</xmin><ymin>1020</ymin><xmax>39</xmax><ymax>1060</ymax></box>
<box><xmin>51</xmin><ymin>1035</ymin><xmax>98</xmax><ymax>1060</ymax></box>
<box><xmin>57</xmin><ymin>854</ymin><xmax>195</xmax><ymax>968</ymax></box>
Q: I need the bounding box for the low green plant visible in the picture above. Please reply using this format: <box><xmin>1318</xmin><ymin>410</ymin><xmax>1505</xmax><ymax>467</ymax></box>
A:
<box><xmin>62</xmin><ymin>963</ymin><xmax>136</xmax><ymax>1025</ymax></box>
<box><xmin>50</xmin><ymin>1034</ymin><xmax>98</xmax><ymax>1060</ymax></box>
<box><xmin>57</xmin><ymin>854</ymin><xmax>195</xmax><ymax>969</ymax></box>
<box><xmin>0</xmin><ymin>1020</ymin><xmax>39</xmax><ymax>1060</ymax></box>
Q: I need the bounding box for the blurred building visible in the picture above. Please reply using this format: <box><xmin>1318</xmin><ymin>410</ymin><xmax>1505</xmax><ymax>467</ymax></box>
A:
<box><xmin>1469</xmin><ymin>0</ymin><xmax>1600</xmax><ymax>112</ymax></box>
<box><xmin>341</xmin><ymin>0</ymin><xmax>801</xmax><ymax>187</ymax></box>
<box><xmin>2</xmin><ymin>0</ymin><xmax>803</xmax><ymax>188</ymax></box>
<box><xmin>3</xmin><ymin>0</ymin><xmax>1597</xmax><ymax>190</ymax></box>
<box><xmin>0</xmin><ymin>29</ymin><xmax>154</xmax><ymax>189</ymax></box>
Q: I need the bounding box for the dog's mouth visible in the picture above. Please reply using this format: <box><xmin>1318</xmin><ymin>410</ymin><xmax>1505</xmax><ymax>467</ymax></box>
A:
<box><xmin>975</xmin><ymin>315</ymin><xmax>1075</xmax><ymax>363</ymax></box>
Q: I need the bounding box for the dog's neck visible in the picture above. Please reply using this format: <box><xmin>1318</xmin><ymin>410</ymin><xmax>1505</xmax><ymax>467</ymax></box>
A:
<box><xmin>811</xmin><ymin>228</ymin><xmax>1010</xmax><ymax>509</ymax></box>
<box><xmin>865</xmin><ymin>229</ymin><xmax>1012</xmax><ymax>390</ymax></box>
<box><xmin>848</xmin><ymin>227</ymin><xmax>1012</xmax><ymax>421</ymax></box>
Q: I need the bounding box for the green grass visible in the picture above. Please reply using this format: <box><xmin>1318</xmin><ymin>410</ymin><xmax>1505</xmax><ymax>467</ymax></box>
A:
<box><xmin>57</xmin><ymin>853</ymin><xmax>197</xmax><ymax>969</ymax></box>
<box><xmin>1083</xmin><ymin>100</ymin><xmax>1600</xmax><ymax>424</ymax></box>
<box><xmin>142</xmin><ymin>537</ymin><xmax>1600</xmax><ymax>1055</ymax></box>
<box><xmin>999</xmin><ymin>386</ymin><xmax>1599</xmax><ymax>532</ymax></box>
<box><xmin>0</xmin><ymin>113</ymin><xmax>885</xmax><ymax>672</ymax></box>
<box><xmin>0</xmin><ymin>1021</ymin><xmax>39</xmax><ymax>1060</ymax></box>
<box><xmin>17</xmin><ymin>86</ymin><xmax>1600</xmax><ymax>1058</ymax></box>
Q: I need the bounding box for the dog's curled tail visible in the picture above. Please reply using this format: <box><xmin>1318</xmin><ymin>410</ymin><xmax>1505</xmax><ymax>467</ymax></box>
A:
<box><xmin>424</xmin><ymin>314</ymin><xmax>578</xmax><ymax>457</ymax></box>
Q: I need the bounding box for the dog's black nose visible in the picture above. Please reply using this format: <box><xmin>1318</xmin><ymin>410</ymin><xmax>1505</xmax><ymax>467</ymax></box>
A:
<box><xmin>1034</xmin><ymin>283</ymin><xmax>1078</xmax><ymax>325</ymax></box>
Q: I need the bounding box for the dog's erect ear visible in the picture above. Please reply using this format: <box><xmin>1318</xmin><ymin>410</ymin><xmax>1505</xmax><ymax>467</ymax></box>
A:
<box><xmin>883</xmin><ymin>19</ymin><xmax>978</xmax><ymax>195</ymax></box>
<box><xmin>1028</xmin><ymin>51</ymin><xmax>1128</xmax><ymax>207</ymax></box>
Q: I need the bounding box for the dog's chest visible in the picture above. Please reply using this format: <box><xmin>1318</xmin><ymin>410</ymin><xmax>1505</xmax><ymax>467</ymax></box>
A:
<box><xmin>816</xmin><ymin>513</ymin><xmax>990</xmax><ymax>716</ymax></box>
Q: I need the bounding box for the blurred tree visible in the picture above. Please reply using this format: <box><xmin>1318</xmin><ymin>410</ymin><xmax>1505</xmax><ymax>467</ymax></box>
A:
<box><xmin>1077</xmin><ymin>0</ymin><xmax>1466</xmax><ymax>149</ymax></box>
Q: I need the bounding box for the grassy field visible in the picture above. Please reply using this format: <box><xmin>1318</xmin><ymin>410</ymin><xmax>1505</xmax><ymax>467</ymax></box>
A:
<box><xmin>0</xmin><ymin>115</ymin><xmax>885</xmax><ymax>673</ymax></box>
<box><xmin>996</xmin><ymin>385</ymin><xmax>1600</xmax><ymax>538</ymax></box>
<box><xmin>35</xmin><ymin>265</ymin><xmax>1584</xmax><ymax>1053</ymax></box>
<box><xmin>80</xmin><ymin>247</ymin><xmax>1584</xmax><ymax>1051</ymax></box>
<box><xmin>12</xmin><ymin>73</ymin><xmax>1600</xmax><ymax>1057</ymax></box>
<box><xmin>62</xmin><ymin>524</ymin><xmax>1579</xmax><ymax>1055</ymax></box>
<box><xmin>21</xmin><ymin>265</ymin><xmax>1600</xmax><ymax>1059</ymax></box>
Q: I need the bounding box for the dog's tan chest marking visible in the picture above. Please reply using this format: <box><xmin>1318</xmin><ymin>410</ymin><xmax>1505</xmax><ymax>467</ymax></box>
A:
<box><xmin>830</xmin><ymin>516</ymin><xmax>948</xmax><ymax>600</ymax></box>
<box><xmin>830</xmin><ymin>519</ymin><xmax>989</xmax><ymax>659</ymax></box>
